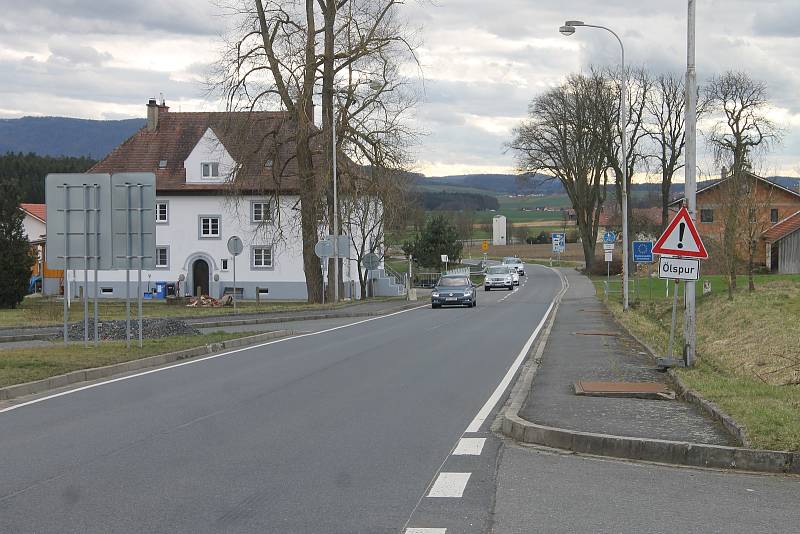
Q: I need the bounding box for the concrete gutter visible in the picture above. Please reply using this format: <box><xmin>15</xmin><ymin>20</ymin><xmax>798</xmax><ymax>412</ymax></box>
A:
<box><xmin>0</xmin><ymin>329</ymin><xmax>296</xmax><ymax>402</ymax></box>
<box><xmin>498</xmin><ymin>270</ymin><xmax>799</xmax><ymax>475</ymax></box>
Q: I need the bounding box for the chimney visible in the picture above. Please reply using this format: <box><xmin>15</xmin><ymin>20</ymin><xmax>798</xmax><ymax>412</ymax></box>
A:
<box><xmin>147</xmin><ymin>98</ymin><xmax>159</xmax><ymax>132</ymax></box>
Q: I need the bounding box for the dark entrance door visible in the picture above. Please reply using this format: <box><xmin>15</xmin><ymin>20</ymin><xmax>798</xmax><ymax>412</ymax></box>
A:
<box><xmin>192</xmin><ymin>259</ymin><xmax>210</xmax><ymax>296</ymax></box>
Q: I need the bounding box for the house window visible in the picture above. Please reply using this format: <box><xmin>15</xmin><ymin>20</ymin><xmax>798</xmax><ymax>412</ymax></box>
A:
<box><xmin>252</xmin><ymin>246</ymin><xmax>273</xmax><ymax>269</ymax></box>
<box><xmin>201</xmin><ymin>162</ymin><xmax>220</xmax><ymax>178</ymax></box>
<box><xmin>155</xmin><ymin>201</ymin><xmax>169</xmax><ymax>224</ymax></box>
<box><xmin>155</xmin><ymin>246</ymin><xmax>169</xmax><ymax>269</ymax></box>
<box><xmin>199</xmin><ymin>216</ymin><xmax>221</xmax><ymax>238</ymax></box>
<box><xmin>771</xmin><ymin>209</ymin><xmax>779</xmax><ymax>223</ymax></box>
<box><xmin>251</xmin><ymin>201</ymin><xmax>272</xmax><ymax>223</ymax></box>
<box><xmin>221</xmin><ymin>258</ymin><xmax>229</xmax><ymax>271</ymax></box>
<box><xmin>700</xmin><ymin>209</ymin><xmax>714</xmax><ymax>223</ymax></box>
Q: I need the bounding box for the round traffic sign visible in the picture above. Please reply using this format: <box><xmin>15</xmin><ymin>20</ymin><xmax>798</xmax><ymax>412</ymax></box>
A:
<box><xmin>314</xmin><ymin>239</ymin><xmax>333</xmax><ymax>258</ymax></box>
<box><xmin>227</xmin><ymin>236</ymin><xmax>244</xmax><ymax>256</ymax></box>
<box><xmin>362</xmin><ymin>252</ymin><xmax>380</xmax><ymax>270</ymax></box>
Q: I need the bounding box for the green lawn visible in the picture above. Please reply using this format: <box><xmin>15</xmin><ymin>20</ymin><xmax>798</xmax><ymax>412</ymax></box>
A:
<box><xmin>0</xmin><ymin>331</ymin><xmax>259</xmax><ymax>387</ymax></box>
<box><xmin>601</xmin><ymin>275</ymin><xmax>800</xmax><ymax>451</ymax></box>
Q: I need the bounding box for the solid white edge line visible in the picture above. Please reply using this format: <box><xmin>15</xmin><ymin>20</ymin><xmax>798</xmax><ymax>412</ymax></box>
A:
<box><xmin>0</xmin><ymin>303</ymin><xmax>428</xmax><ymax>415</ymax></box>
<box><xmin>405</xmin><ymin>529</ymin><xmax>447</xmax><ymax>534</ymax></box>
<box><xmin>464</xmin><ymin>266</ymin><xmax>563</xmax><ymax>433</ymax></box>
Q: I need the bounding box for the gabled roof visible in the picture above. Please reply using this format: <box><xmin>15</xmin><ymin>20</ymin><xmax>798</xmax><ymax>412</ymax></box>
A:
<box><xmin>90</xmin><ymin>111</ymin><xmax>304</xmax><ymax>193</ymax></box>
<box><xmin>669</xmin><ymin>172</ymin><xmax>800</xmax><ymax>207</ymax></box>
<box><xmin>20</xmin><ymin>203</ymin><xmax>46</xmax><ymax>222</ymax></box>
<box><xmin>763</xmin><ymin>210</ymin><xmax>800</xmax><ymax>243</ymax></box>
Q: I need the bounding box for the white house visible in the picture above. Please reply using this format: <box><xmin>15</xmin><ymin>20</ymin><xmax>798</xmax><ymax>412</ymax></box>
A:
<box><xmin>69</xmin><ymin>99</ymin><xmax>369</xmax><ymax>300</ymax></box>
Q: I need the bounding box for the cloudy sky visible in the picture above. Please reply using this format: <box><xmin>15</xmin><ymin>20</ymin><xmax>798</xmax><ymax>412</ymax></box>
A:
<box><xmin>2</xmin><ymin>1</ymin><xmax>799</xmax><ymax>179</ymax></box>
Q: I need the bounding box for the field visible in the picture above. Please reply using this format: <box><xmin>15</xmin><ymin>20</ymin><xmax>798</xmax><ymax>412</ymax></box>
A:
<box><xmin>598</xmin><ymin>274</ymin><xmax>800</xmax><ymax>451</ymax></box>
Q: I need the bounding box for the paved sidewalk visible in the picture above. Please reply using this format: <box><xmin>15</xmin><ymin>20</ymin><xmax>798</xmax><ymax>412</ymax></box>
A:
<box><xmin>519</xmin><ymin>269</ymin><xmax>735</xmax><ymax>446</ymax></box>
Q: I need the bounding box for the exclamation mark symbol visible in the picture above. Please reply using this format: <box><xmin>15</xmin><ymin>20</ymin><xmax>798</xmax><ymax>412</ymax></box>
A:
<box><xmin>677</xmin><ymin>222</ymin><xmax>685</xmax><ymax>249</ymax></box>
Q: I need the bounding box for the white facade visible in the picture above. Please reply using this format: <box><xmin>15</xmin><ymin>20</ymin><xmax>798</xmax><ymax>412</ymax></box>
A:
<box><xmin>184</xmin><ymin>128</ymin><xmax>235</xmax><ymax>183</ymax></box>
<box><xmin>492</xmin><ymin>214</ymin><xmax>507</xmax><ymax>246</ymax></box>
<box><xmin>22</xmin><ymin>212</ymin><xmax>46</xmax><ymax>242</ymax></box>
<box><xmin>71</xmin><ymin>194</ymin><xmax>364</xmax><ymax>300</ymax></box>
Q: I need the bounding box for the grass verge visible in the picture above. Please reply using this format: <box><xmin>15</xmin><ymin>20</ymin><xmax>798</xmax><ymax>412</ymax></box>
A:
<box><xmin>599</xmin><ymin>276</ymin><xmax>800</xmax><ymax>451</ymax></box>
<box><xmin>0</xmin><ymin>298</ymin><xmax>360</xmax><ymax>329</ymax></box>
<box><xmin>0</xmin><ymin>331</ymin><xmax>258</xmax><ymax>388</ymax></box>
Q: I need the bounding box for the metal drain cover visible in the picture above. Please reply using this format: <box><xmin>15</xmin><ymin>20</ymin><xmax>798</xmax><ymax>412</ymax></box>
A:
<box><xmin>573</xmin><ymin>380</ymin><xmax>675</xmax><ymax>400</ymax></box>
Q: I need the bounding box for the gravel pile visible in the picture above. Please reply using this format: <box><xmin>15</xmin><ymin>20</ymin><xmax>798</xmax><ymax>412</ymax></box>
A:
<box><xmin>68</xmin><ymin>318</ymin><xmax>200</xmax><ymax>341</ymax></box>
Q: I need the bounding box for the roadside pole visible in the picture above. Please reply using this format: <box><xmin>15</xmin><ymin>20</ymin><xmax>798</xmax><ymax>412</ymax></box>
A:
<box><xmin>683</xmin><ymin>0</ymin><xmax>698</xmax><ymax>366</ymax></box>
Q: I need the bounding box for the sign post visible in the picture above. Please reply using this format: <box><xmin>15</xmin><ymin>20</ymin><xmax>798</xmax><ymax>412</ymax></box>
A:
<box><xmin>227</xmin><ymin>236</ymin><xmax>243</xmax><ymax>315</ymax></box>
<box><xmin>653</xmin><ymin>206</ymin><xmax>708</xmax><ymax>367</ymax></box>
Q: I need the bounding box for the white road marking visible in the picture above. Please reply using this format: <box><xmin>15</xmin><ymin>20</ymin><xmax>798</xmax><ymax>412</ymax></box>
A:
<box><xmin>406</xmin><ymin>529</ymin><xmax>447</xmax><ymax>534</ymax></box>
<box><xmin>427</xmin><ymin>472</ymin><xmax>471</xmax><ymax>498</ymax></box>
<box><xmin>452</xmin><ymin>437</ymin><xmax>485</xmax><ymax>455</ymax></box>
<box><xmin>464</xmin><ymin>266</ymin><xmax>564</xmax><ymax>433</ymax></box>
<box><xmin>0</xmin><ymin>304</ymin><xmax>429</xmax><ymax>415</ymax></box>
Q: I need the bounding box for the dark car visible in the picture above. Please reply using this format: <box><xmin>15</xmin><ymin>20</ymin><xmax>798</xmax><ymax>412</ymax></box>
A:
<box><xmin>431</xmin><ymin>275</ymin><xmax>477</xmax><ymax>308</ymax></box>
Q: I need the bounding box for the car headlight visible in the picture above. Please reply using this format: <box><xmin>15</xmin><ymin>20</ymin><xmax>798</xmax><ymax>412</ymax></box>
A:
<box><xmin>464</xmin><ymin>289</ymin><xmax>472</xmax><ymax>296</ymax></box>
<box><xmin>431</xmin><ymin>291</ymin><xmax>439</xmax><ymax>297</ymax></box>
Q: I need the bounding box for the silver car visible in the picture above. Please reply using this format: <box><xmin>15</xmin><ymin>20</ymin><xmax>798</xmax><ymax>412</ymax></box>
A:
<box><xmin>484</xmin><ymin>265</ymin><xmax>514</xmax><ymax>291</ymax></box>
<box><xmin>502</xmin><ymin>256</ymin><xmax>525</xmax><ymax>277</ymax></box>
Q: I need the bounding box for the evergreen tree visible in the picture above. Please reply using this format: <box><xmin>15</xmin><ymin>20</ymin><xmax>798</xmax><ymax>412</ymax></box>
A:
<box><xmin>0</xmin><ymin>181</ymin><xmax>34</xmax><ymax>308</ymax></box>
<box><xmin>403</xmin><ymin>215</ymin><xmax>463</xmax><ymax>269</ymax></box>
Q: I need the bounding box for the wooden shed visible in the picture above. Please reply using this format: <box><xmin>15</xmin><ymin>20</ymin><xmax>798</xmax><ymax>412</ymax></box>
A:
<box><xmin>764</xmin><ymin>210</ymin><xmax>800</xmax><ymax>274</ymax></box>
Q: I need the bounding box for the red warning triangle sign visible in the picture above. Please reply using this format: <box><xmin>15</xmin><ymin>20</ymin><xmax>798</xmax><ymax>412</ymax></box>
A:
<box><xmin>653</xmin><ymin>206</ymin><xmax>708</xmax><ymax>259</ymax></box>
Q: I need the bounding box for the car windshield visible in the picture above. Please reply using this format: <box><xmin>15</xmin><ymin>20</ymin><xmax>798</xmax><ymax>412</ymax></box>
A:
<box><xmin>487</xmin><ymin>266</ymin><xmax>508</xmax><ymax>274</ymax></box>
<box><xmin>438</xmin><ymin>277</ymin><xmax>470</xmax><ymax>287</ymax></box>
<box><xmin>503</xmin><ymin>257</ymin><xmax>521</xmax><ymax>264</ymax></box>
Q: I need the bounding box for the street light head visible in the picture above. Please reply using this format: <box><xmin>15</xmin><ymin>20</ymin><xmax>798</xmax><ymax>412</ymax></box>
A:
<box><xmin>559</xmin><ymin>25</ymin><xmax>575</xmax><ymax>36</ymax></box>
<box><xmin>565</xmin><ymin>20</ymin><xmax>585</xmax><ymax>27</ymax></box>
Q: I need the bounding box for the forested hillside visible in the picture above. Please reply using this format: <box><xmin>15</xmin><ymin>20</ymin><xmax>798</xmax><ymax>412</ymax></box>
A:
<box><xmin>0</xmin><ymin>153</ymin><xmax>97</xmax><ymax>203</ymax></box>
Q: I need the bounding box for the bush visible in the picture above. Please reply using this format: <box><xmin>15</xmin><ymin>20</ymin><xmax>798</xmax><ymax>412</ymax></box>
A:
<box><xmin>587</xmin><ymin>255</ymin><xmax>622</xmax><ymax>276</ymax></box>
<box><xmin>0</xmin><ymin>180</ymin><xmax>34</xmax><ymax>308</ymax></box>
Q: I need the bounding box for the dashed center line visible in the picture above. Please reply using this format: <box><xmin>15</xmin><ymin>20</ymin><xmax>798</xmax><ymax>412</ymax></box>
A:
<box><xmin>405</xmin><ymin>529</ymin><xmax>447</xmax><ymax>534</ymax></box>
<box><xmin>452</xmin><ymin>437</ymin><xmax>485</xmax><ymax>456</ymax></box>
<box><xmin>427</xmin><ymin>472</ymin><xmax>471</xmax><ymax>498</ymax></box>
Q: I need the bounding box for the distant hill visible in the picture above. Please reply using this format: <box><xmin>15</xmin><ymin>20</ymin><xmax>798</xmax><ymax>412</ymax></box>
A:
<box><xmin>0</xmin><ymin>116</ymin><xmax>144</xmax><ymax>160</ymax></box>
<box><xmin>418</xmin><ymin>173</ymin><xmax>565</xmax><ymax>195</ymax></box>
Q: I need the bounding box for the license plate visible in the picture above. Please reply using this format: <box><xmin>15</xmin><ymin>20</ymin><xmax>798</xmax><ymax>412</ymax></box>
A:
<box><xmin>446</xmin><ymin>297</ymin><xmax>457</xmax><ymax>301</ymax></box>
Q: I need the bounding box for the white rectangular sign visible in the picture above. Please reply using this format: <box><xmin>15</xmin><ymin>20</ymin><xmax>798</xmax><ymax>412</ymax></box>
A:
<box><xmin>603</xmin><ymin>243</ymin><xmax>615</xmax><ymax>252</ymax></box>
<box><xmin>658</xmin><ymin>256</ymin><xmax>700</xmax><ymax>281</ymax></box>
<box><xmin>604</xmin><ymin>251</ymin><xmax>613</xmax><ymax>262</ymax></box>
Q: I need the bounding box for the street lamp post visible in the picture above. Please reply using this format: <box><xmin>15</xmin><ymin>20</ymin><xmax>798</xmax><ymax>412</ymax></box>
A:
<box><xmin>560</xmin><ymin>20</ymin><xmax>630</xmax><ymax>311</ymax></box>
<box><xmin>684</xmin><ymin>0</ymin><xmax>698</xmax><ymax>366</ymax></box>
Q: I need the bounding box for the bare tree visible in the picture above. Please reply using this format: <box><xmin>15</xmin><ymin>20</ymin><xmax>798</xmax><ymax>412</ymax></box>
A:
<box><xmin>645</xmin><ymin>72</ymin><xmax>707</xmax><ymax>231</ymax></box>
<box><xmin>215</xmin><ymin>0</ymin><xmax>419</xmax><ymax>303</ymax></box>
<box><xmin>510</xmin><ymin>72</ymin><xmax>613</xmax><ymax>269</ymax></box>
<box><xmin>704</xmin><ymin>71</ymin><xmax>781</xmax><ymax>299</ymax></box>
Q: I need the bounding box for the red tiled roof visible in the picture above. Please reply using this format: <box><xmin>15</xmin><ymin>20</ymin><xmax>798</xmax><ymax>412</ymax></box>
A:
<box><xmin>20</xmin><ymin>203</ymin><xmax>46</xmax><ymax>222</ymax></box>
<box><xmin>763</xmin><ymin>210</ymin><xmax>800</xmax><ymax>242</ymax></box>
<box><xmin>90</xmin><ymin>110</ymin><xmax>315</xmax><ymax>194</ymax></box>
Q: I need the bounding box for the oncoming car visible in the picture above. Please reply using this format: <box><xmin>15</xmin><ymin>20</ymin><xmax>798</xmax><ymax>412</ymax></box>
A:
<box><xmin>431</xmin><ymin>275</ymin><xmax>477</xmax><ymax>308</ymax></box>
<box><xmin>502</xmin><ymin>256</ymin><xmax>525</xmax><ymax>277</ymax></box>
<box><xmin>484</xmin><ymin>265</ymin><xmax>514</xmax><ymax>291</ymax></box>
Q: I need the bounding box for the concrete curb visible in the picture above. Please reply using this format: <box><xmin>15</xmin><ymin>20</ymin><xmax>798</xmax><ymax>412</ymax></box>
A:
<box><xmin>0</xmin><ymin>333</ymin><xmax>56</xmax><ymax>343</ymax></box>
<box><xmin>0</xmin><ymin>329</ymin><xmax>296</xmax><ymax>402</ymax></box>
<box><xmin>498</xmin><ymin>271</ymin><xmax>799</xmax><ymax>475</ymax></box>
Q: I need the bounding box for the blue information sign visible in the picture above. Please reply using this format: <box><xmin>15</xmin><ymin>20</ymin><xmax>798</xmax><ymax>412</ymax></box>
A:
<box><xmin>633</xmin><ymin>240</ymin><xmax>654</xmax><ymax>263</ymax></box>
<box><xmin>603</xmin><ymin>231</ymin><xmax>616</xmax><ymax>244</ymax></box>
<box><xmin>551</xmin><ymin>232</ymin><xmax>566</xmax><ymax>253</ymax></box>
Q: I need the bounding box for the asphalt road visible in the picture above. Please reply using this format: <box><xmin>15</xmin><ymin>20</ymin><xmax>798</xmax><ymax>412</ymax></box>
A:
<box><xmin>0</xmin><ymin>266</ymin><xmax>562</xmax><ymax>533</ymax></box>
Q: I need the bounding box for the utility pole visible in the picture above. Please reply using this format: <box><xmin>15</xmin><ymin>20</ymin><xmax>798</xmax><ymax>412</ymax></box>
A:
<box><xmin>684</xmin><ymin>0</ymin><xmax>697</xmax><ymax>366</ymax></box>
